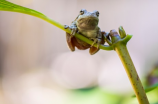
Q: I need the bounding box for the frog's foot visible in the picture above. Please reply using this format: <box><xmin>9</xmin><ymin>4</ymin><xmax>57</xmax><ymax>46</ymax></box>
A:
<box><xmin>64</xmin><ymin>25</ymin><xmax>69</xmax><ymax>29</ymax></box>
<box><xmin>64</xmin><ymin>25</ymin><xmax>78</xmax><ymax>37</ymax></box>
<box><xmin>91</xmin><ymin>38</ymin><xmax>101</xmax><ymax>49</ymax></box>
<box><xmin>89</xmin><ymin>38</ymin><xmax>101</xmax><ymax>55</ymax></box>
<box><xmin>101</xmin><ymin>31</ymin><xmax>112</xmax><ymax>45</ymax></box>
<box><xmin>70</xmin><ymin>27</ymin><xmax>78</xmax><ymax>36</ymax></box>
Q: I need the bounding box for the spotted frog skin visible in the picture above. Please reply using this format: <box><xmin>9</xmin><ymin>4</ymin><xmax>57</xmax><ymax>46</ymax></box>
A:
<box><xmin>65</xmin><ymin>9</ymin><xmax>105</xmax><ymax>55</ymax></box>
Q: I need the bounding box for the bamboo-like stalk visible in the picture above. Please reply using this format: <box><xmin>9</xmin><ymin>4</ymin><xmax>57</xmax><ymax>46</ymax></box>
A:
<box><xmin>109</xmin><ymin>29</ymin><xmax>149</xmax><ymax>104</ymax></box>
<box><xmin>116</xmin><ymin>43</ymin><xmax>149</xmax><ymax>104</ymax></box>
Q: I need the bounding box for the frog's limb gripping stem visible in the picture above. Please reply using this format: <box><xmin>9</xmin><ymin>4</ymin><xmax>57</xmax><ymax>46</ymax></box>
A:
<box><xmin>102</xmin><ymin>31</ymin><xmax>112</xmax><ymax>45</ymax></box>
<box><xmin>90</xmin><ymin>38</ymin><xmax>102</xmax><ymax>49</ymax></box>
<box><xmin>64</xmin><ymin>25</ymin><xmax>78</xmax><ymax>37</ymax></box>
<box><xmin>96</xmin><ymin>30</ymin><xmax>102</xmax><ymax>49</ymax></box>
<box><xmin>97</xmin><ymin>38</ymin><xmax>101</xmax><ymax>49</ymax></box>
<box><xmin>90</xmin><ymin>30</ymin><xmax>102</xmax><ymax>48</ymax></box>
<box><xmin>70</xmin><ymin>27</ymin><xmax>78</xmax><ymax>36</ymax></box>
<box><xmin>91</xmin><ymin>38</ymin><xmax>97</xmax><ymax>47</ymax></box>
<box><xmin>64</xmin><ymin>25</ymin><xmax>69</xmax><ymax>29</ymax></box>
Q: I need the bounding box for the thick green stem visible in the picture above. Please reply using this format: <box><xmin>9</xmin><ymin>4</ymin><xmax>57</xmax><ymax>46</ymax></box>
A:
<box><xmin>114</xmin><ymin>42</ymin><xmax>149</xmax><ymax>104</ymax></box>
<box><xmin>108</xmin><ymin>28</ymin><xmax>149</xmax><ymax>104</ymax></box>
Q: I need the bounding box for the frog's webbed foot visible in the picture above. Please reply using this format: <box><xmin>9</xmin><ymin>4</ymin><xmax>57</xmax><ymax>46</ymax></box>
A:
<box><xmin>90</xmin><ymin>30</ymin><xmax>103</xmax><ymax>49</ymax></box>
<box><xmin>89</xmin><ymin>37</ymin><xmax>102</xmax><ymax>55</ymax></box>
<box><xmin>89</xmin><ymin>38</ymin><xmax>102</xmax><ymax>55</ymax></box>
<box><xmin>64</xmin><ymin>25</ymin><xmax>69</xmax><ymax>29</ymax></box>
<box><xmin>101</xmin><ymin>31</ymin><xmax>112</xmax><ymax>45</ymax></box>
<box><xmin>70</xmin><ymin>26</ymin><xmax>78</xmax><ymax>36</ymax></box>
<box><xmin>89</xmin><ymin>31</ymin><xmax>106</xmax><ymax>55</ymax></box>
<box><xmin>90</xmin><ymin>38</ymin><xmax>101</xmax><ymax>48</ymax></box>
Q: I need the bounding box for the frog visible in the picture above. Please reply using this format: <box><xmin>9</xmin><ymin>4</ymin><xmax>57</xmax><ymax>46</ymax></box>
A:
<box><xmin>64</xmin><ymin>9</ymin><xmax>106</xmax><ymax>55</ymax></box>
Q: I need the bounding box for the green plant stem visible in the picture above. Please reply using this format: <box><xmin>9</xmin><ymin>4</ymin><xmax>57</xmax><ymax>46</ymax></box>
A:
<box><xmin>108</xmin><ymin>28</ymin><xmax>149</xmax><ymax>104</ymax></box>
<box><xmin>114</xmin><ymin>42</ymin><xmax>149</xmax><ymax>104</ymax></box>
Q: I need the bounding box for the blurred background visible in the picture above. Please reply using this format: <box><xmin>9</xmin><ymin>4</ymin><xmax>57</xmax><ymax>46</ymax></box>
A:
<box><xmin>0</xmin><ymin>0</ymin><xmax>158</xmax><ymax>104</ymax></box>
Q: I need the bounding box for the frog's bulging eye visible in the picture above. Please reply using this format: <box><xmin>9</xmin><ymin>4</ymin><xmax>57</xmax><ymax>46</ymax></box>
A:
<box><xmin>80</xmin><ymin>10</ymin><xmax>84</xmax><ymax>15</ymax></box>
<box><xmin>96</xmin><ymin>11</ymin><xmax>99</xmax><ymax>17</ymax></box>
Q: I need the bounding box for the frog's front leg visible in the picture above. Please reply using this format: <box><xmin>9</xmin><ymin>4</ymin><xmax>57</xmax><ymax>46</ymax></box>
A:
<box><xmin>89</xmin><ymin>30</ymin><xmax>105</xmax><ymax>55</ymax></box>
<box><xmin>64</xmin><ymin>21</ymin><xmax>78</xmax><ymax>36</ymax></box>
<box><xmin>90</xmin><ymin>29</ymin><xmax>102</xmax><ymax>48</ymax></box>
<box><xmin>102</xmin><ymin>31</ymin><xmax>112</xmax><ymax>45</ymax></box>
<box><xmin>64</xmin><ymin>22</ymin><xmax>78</xmax><ymax>51</ymax></box>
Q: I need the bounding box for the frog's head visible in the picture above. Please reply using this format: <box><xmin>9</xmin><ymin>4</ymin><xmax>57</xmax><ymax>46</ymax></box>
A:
<box><xmin>76</xmin><ymin>9</ymin><xmax>99</xmax><ymax>30</ymax></box>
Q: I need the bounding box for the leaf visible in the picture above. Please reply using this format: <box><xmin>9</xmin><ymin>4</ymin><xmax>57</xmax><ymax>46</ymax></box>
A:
<box><xmin>0</xmin><ymin>0</ymin><xmax>45</xmax><ymax>17</ymax></box>
<box><xmin>0</xmin><ymin>0</ymin><xmax>65</xmax><ymax>30</ymax></box>
<box><xmin>144</xmin><ymin>82</ymin><xmax>158</xmax><ymax>93</ymax></box>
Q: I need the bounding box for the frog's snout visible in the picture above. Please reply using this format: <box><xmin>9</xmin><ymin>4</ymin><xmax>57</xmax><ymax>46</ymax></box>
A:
<box><xmin>89</xmin><ymin>12</ymin><xmax>96</xmax><ymax>17</ymax></box>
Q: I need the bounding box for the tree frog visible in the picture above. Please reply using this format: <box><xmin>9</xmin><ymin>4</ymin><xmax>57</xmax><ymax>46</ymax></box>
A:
<box><xmin>64</xmin><ymin>9</ymin><xmax>105</xmax><ymax>55</ymax></box>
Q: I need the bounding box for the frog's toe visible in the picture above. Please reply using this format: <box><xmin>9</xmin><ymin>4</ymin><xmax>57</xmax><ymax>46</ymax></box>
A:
<box><xmin>91</xmin><ymin>38</ymin><xmax>101</xmax><ymax>49</ymax></box>
<box><xmin>70</xmin><ymin>27</ymin><xmax>78</xmax><ymax>36</ymax></box>
<box><xmin>89</xmin><ymin>46</ymin><xmax>100</xmax><ymax>55</ymax></box>
<box><xmin>64</xmin><ymin>25</ymin><xmax>77</xmax><ymax>36</ymax></box>
<box><xmin>89</xmin><ymin>38</ymin><xmax>102</xmax><ymax>55</ymax></box>
<box><xmin>91</xmin><ymin>38</ymin><xmax>97</xmax><ymax>47</ymax></box>
<box><xmin>97</xmin><ymin>39</ymin><xmax>101</xmax><ymax>48</ymax></box>
<box><xmin>64</xmin><ymin>25</ymin><xmax>69</xmax><ymax>29</ymax></box>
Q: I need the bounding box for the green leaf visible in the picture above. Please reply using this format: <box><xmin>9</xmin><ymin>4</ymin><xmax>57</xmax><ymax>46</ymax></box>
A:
<box><xmin>144</xmin><ymin>82</ymin><xmax>158</xmax><ymax>93</ymax></box>
<box><xmin>0</xmin><ymin>0</ymin><xmax>45</xmax><ymax>16</ymax></box>
<box><xmin>0</xmin><ymin>0</ymin><xmax>65</xmax><ymax>31</ymax></box>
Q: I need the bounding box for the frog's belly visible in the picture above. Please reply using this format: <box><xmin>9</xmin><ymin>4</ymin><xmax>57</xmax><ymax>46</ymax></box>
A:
<box><xmin>80</xmin><ymin>30</ymin><xmax>98</xmax><ymax>38</ymax></box>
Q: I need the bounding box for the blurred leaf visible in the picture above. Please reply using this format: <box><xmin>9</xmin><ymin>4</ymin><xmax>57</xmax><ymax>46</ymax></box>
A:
<box><xmin>0</xmin><ymin>0</ymin><xmax>46</xmax><ymax>18</ymax></box>
<box><xmin>0</xmin><ymin>0</ymin><xmax>65</xmax><ymax>31</ymax></box>
<box><xmin>73</xmin><ymin>86</ymin><xmax>97</xmax><ymax>92</ymax></box>
<box><xmin>144</xmin><ymin>82</ymin><xmax>158</xmax><ymax>93</ymax></box>
<box><xmin>147</xmin><ymin>74</ymin><xmax>158</xmax><ymax>86</ymax></box>
<box><xmin>146</xmin><ymin>63</ymin><xmax>158</xmax><ymax>86</ymax></box>
<box><xmin>68</xmin><ymin>87</ymin><xmax>123</xmax><ymax>104</ymax></box>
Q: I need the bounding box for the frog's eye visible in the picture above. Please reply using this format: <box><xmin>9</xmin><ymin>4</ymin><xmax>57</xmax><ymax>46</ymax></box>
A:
<box><xmin>96</xmin><ymin>11</ymin><xmax>99</xmax><ymax>17</ymax></box>
<box><xmin>80</xmin><ymin>10</ymin><xmax>84</xmax><ymax>15</ymax></box>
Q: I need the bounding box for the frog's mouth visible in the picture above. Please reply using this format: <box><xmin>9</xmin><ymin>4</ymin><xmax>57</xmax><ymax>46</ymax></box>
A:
<box><xmin>77</xmin><ymin>17</ymin><xmax>99</xmax><ymax>30</ymax></box>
